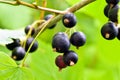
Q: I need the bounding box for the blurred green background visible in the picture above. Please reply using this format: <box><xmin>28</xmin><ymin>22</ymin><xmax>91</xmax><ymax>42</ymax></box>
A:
<box><xmin>0</xmin><ymin>0</ymin><xmax>120</xmax><ymax>80</ymax></box>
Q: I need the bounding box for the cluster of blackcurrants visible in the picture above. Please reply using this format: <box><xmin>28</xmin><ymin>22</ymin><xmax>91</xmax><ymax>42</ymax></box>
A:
<box><xmin>44</xmin><ymin>13</ymin><xmax>86</xmax><ymax>70</ymax></box>
<box><xmin>6</xmin><ymin>25</ymin><xmax>38</xmax><ymax>61</ymax></box>
<box><xmin>101</xmin><ymin>0</ymin><xmax>120</xmax><ymax>40</ymax></box>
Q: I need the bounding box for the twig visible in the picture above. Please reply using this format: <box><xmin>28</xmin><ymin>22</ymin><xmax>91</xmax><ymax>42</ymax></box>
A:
<box><xmin>0</xmin><ymin>0</ymin><xmax>17</xmax><ymax>5</ymax></box>
<box><xmin>0</xmin><ymin>0</ymin><xmax>65</xmax><ymax>14</ymax></box>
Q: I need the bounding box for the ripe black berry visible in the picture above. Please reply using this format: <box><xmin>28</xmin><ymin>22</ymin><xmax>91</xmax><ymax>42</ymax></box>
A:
<box><xmin>55</xmin><ymin>55</ymin><xmax>67</xmax><ymax>71</ymax></box>
<box><xmin>101</xmin><ymin>22</ymin><xmax>118</xmax><ymax>40</ymax></box>
<box><xmin>6</xmin><ymin>38</ymin><xmax>21</xmax><ymax>50</ymax></box>
<box><xmin>62</xmin><ymin>13</ymin><xmax>76</xmax><ymax>28</ymax></box>
<box><xmin>12</xmin><ymin>46</ymin><xmax>25</xmax><ymax>61</ymax></box>
<box><xmin>25</xmin><ymin>25</ymin><xmax>35</xmax><ymax>36</ymax></box>
<box><xmin>44</xmin><ymin>14</ymin><xmax>56</xmax><ymax>29</ymax></box>
<box><xmin>108</xmin><ymin>5</ymin><xmax>119</xmax><ymax>22</ymax></box>
<box><xmin>70</xmin><ymin>31</ymin><xmax>86</xmax><ymax>49</ymax></box>
<box><xmin>106</xmin><ymin>0</ymin><xmax>119</xmax><ymax>5</ymax></box>
<box><xmin>25</xmin><ymin>37</ymin><xmax>38</xmax><ymax>52</ymax></box>
<box><xmin>117</xmin><ymin>27</ymin><xmax>120</xmax><ymax>40</ymax></box>
<box><xmin>52</xmin><ymin>32</ymin><xmax>70</xmax><ymax>53</ymax></box>
<box><xmin>104</xmin><ymin>4</ymin><xmax>111</xmax><ymax>17</ymax></box>
<box><xmin>63</xmin><ymin>50</ymin><xmax>78</xmax><ymax>66</ymax></box>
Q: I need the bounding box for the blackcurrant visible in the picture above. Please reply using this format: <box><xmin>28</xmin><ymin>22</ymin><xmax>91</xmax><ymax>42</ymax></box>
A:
<box><xmin>6</xmin><ymin>38</ymin><xmax>21</xmax><ymax>50</ymax></box>
<box><xmin>106</xmin><ymin>0</ymin><xmax>119</xmax><ymax>5</ymax></box>
<box><xmin>55</xmin><ymin>55</ymin><xmax>67</xmax><ymax>71</ymax></box>
<box><xmin>52</xmin><ymin>32</ymin><xmax>70</xmax><ymax>53</ymax></box>
<box><xmin>101</xmin><ymin>22</ymin><xmax>118</xmax><ymax>40</ymax></box>
<box><xmin>63</xmin><ymin>50</ymin><xmax>78</xmax><ymax>66</ymax></box>
<box><xmin>62</xmin><ymin>13</ymin><xmax>77</xmax><ymax>28</ymax></box>
<box><xmin>25</xmin><ymin>25</ymin><xmax>35</xmax><ymax>36</ymax></box>
<box><xmin>104</xmin><ymin>4</ymin><xmax>111</xmax><ymax>17</ymax></box>
<box><xmin>44</xmin><ymin>14</ymin><xmax>56</xmax><ymax>29</ymax></box>
<box><xmin>70</xmin><ymin>31</ymin><xmax>86</xmax><ymax>49</ymax></box>
<box><xmin>25</xmin><ymin>37</ymin><xmax>38</xmax><ymax>52</ymax></box>
<box><xmin>117</xmin><ymin>27</ymin><xmax>120</xmax><ymax>40</ymax></box>
<box><xmin>12</xmin><ymin>46</ymin><xmax>25</xmax><ymax>61</ymax></box>
<box><xmin>108</xmin><ymin>5</ymin><xmax>119</xmax><ymax>22</ymax></box>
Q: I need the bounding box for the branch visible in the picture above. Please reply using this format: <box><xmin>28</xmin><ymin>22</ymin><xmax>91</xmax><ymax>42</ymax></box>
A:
<box><xmin>0</xmin><ymin>0</ymin><xmax>17</xmax><ymax>5</ymax></box>
<box><xmin>0</xmin><ymin>0</ymin><xmax>65</xmax><ymax>14</ymax></box>
<box><xmin>67</xmin><ymin>0</ymin><xmax>96</xmax><ymax>12</ymax></box>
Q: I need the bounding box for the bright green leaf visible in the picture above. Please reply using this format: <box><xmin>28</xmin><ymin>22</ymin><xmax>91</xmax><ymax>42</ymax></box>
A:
<box><xmin>0</xmin><ymin>51</ymin><xmax>17</xmax><ymax>70</ymax></box>
<box><xmin>0</xmin><ymin>67</ymin><xmax>34</xmax><ymax>80</ymax></box>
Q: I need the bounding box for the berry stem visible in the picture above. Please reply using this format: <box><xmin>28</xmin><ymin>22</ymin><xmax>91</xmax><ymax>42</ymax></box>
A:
<box><xmin>40</xmin><ymin>0</ymin><xmax>47</xmax><ymax>19</ymax></box>
<box><xmin>20</xmin><ymin>15</ymin><xmax>54</xmax><ymax>67</ymax></box>
<box><xmin>22</xmin><ymin>20</ymin><xmax>44</xmax><ymax>48</ymax></box>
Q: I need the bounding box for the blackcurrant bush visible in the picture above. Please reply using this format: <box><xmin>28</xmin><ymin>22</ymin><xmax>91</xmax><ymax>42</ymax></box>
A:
<box><xmin>25</xmin><ymin>37</ymin><xmax>38</xmax><ymax>52</ymax></box>
<box><xmin>117</xmin><ymin>27</ymin><xmax>120</xmax><ymax>40</ymax></box>
<box><xmin>108</xmin><ymin>5</ymin><xmax>119</xmax><ymax>22</ymax></box>
<box><xmin>106</xmin><ymin>0</ymin><xmax>119</xmax><ymax>5</ymax></box>
<box><xmin>101</xmin><ymin>22</ymin><xmax>118</xmax><ymax>40</ymax></box>
<box><xmin>12</xmin><ymin>46</ymin><xmax>25</xmax><ymax>61</ymax></box>
<box><xmin>25</xmin><ymin>25</ymin><xmax>35</xmax><ymax>36</ymax></box>
<box><xmin>70</xmin><ymin>31</ymin><xmax>86</xmax><ymax>49</ymax></box>
<box><xmin>52</xmin><ymin>32</ymin><xmax>70</xmax><ymax>53</ymax></box>
<box><xmin>104</xmin><ymin>4</ymin><xmax>111</xmax><ymax>17</ymax></box>
<box><xmin>44</xmin><ymin>14</ymin><xmax>56</xmax><ymax>29</ymax></box>
<box><xmin>62</xmin><ymin>13</ymin><xmax>77</xmax><ymax>28</ymax></box>
<box><xmin>55</xmin><ymin>55</ymin><xmax>67</xmax><ymax>71</ymax></box>
<box><xmin>6</xmin><ymin>38</ymin><xmax>21</xmax><ymax>50</ymax></box>
<box><xmin>63</xmin><ymin>50</ymin><xmax>78</xmax><ymax>66</ymax></box>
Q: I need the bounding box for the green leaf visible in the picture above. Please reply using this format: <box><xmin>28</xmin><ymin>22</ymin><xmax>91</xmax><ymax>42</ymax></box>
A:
<box><xmin>0</xmin><ymin>67</ymin><xmax>34</xmax><ymax>80</ymax></box>
<box><xmin>0</xmin><ymin>52</ymin><xmax>17</xmax><ymax>70</ymax></box>
<box><xmin>0</xmin><ymin>52</ymin><xmax>34</xmax><ymax>80</ymax></box>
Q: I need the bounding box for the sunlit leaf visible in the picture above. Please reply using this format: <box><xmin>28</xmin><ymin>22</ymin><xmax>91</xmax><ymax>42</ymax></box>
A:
<box><xmin>0</xmin><ymin>67</ymin><xmax>34</xmax><ymax>80</ymax></box>
<box><xmin>0</xmin><ymin>52</ymin><xmax>17</xmax><ymax>70</ymax></box>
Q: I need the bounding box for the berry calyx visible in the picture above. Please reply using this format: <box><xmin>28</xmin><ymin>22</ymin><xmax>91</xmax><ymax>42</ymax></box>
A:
<box><xmin>63</xmin><ymin>50</ymin><xmax>78</xmax><ymax>66</ymax></box>
<box><xmin>62</xmin><ymin>13</ymin><xmax>77</xmax><ymax>28</ymax></box>
<box><xmin>12</xmin><ymin>46</ymin><xmax>26</xmax><ymax>61</ymax></box>
<box><xmin>55</xmin><ymin>55</ymin><xmax>67</xmax><ymax>71</ymax></box>
<box><xmin>52</xmin><ymin>32</ymin><xmax>70</xmax><ymax>53</ymax></box>
<box><xmin>25</xmin><ymin>25</ymin><xmax>35</xmax><ymax>36</ymax></box>
<box><xmin>101</xmin><ymin>22</ymin><xmax>118</xmax><ymax>40</ymax></box>
<box><xmin>25</xmin><ymin>37</ymin><xmax>38</xmax><ymax>52</ymax></box>
<box><xmin>6</xmin><ymin>38</ymin><xmax>21</xmax><ymax>50</ymax></box>
<box><xmin>44</xmin><ymin>14</ymin><xmax>56</xmax><ymax>29</ymax></box>
<box><xmin>70</xmin><ymin>31</ymin><xmax>86</xmax><ymax>49</ymax></box>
